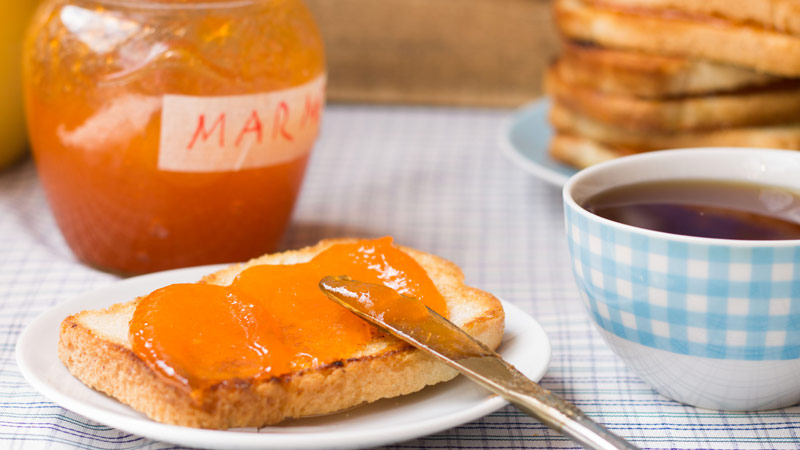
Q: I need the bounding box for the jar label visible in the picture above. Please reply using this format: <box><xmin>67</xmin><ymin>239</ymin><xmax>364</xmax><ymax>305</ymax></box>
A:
<box><xmin>158</xmin><ymin>75</ymin><xmax>326</xmax><ymax>172</ymax></box>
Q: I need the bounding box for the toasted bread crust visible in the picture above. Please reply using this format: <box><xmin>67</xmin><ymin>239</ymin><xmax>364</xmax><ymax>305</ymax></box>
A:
<box><xmin>555</xmin><ymin>0</ymin><xmax>800</xmax><ymax>77</ymax></box>
<box><xmin>549</xmin><ymin>130</ymin><xmax>800</xmax><ymax>170</ymax></box>
<box><xmin>549</xmin><ymin>133</ymin><xmax>636</xmax><ymax>169</ymax></box>
<box><xmin>58</xmin><ymin>239</ymin><xmax>505</xmax><ymax>429</ymax></box>
<box><xmin>545</xmin><ymin>66</ymin><xmax>800</xmax><ymax>132</ymax></box>
<box><xmin>549</xmin><ymin>101</ymin><xmax>800</xmax><ymax>152</ymax></box>
<box><xmin>586</xmin><ymin>0</ymin><xmax>800</xmax><ymax>37</ymax></box>
<box><xmin>558</xmin><ymin>42</ymin><xmax>780</xmax><ymax>98</ymax></box>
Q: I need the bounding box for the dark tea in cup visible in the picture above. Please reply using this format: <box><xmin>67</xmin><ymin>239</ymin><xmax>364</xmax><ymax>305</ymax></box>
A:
<box><xmin>582</xmin><ymin>179</ymin><xmax>800</xmax><ymax>240</ymax></box>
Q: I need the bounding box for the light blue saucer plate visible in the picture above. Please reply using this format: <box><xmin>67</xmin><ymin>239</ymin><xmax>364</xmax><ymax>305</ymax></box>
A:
<box><xmin>500</xmin><ymin>98</ymin><xmax>576</xmax><ymax>187</ymax></box>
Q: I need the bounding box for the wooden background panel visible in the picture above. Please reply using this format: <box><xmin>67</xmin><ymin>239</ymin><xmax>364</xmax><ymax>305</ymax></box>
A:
<box><xmin>305</xmin><ymin>0</ymin><xmax>559</xmax><ymax>107</ymax></box>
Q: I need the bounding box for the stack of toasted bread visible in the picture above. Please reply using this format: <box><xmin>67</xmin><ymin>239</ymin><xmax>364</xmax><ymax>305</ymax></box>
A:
<box><xmin>547</xmin><ymin>0</ymin><xmax>800</xmax><ymax>169</ymax></box>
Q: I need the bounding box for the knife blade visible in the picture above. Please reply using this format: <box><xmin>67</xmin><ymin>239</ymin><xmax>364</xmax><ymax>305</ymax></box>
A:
<box><xmin>318</xmin><ymin>275</ymin><xmax>640</xmax><ymax>450</ymax></box>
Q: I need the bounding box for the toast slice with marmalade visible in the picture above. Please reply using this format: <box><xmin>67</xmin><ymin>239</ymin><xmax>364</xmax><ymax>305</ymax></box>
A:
<box><xmin>58</xmin><ymin>238</ymin><xmax>505</xmax><ymax>429</ymax></box>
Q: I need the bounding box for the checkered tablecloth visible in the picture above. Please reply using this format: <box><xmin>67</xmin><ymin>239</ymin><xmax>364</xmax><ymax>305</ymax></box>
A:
<box><xmin>2</xmin><ymin>104</ymin><xmax>799</xmax><ymax>449</ymax></box>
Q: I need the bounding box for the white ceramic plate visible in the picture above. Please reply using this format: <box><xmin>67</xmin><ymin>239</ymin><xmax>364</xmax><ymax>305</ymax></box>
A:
<box><xmin>500</xmin><ymin>98</ymin><xmax>577</xmax><ymax>187</ymax></box>
<box><xmin>16</xmin><ymin>265</ymin><xmax>551</xmax><ymax>450</ymax></box>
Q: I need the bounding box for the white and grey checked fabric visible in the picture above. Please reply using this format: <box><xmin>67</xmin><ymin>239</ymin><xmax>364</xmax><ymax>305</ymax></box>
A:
<box><xmin>2</xmin><ymin>104</ymin><xmax>799</xmax><ymax>449</ymax></box>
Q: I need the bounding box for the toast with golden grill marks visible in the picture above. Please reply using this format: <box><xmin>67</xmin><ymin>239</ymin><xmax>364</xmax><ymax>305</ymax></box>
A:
<box><xmin>554</xmin><ymin>0</ymin><xmax>800</xmax><ymax>77</ymax></box>
<box><xmin>557</xmin><ymin>42</ymin><xmax>781</xmax><ymax>99</ymax></box>
<box><xmin>549</xmin><ymin>133</ymin><xmax>636</xmax><ymax>170</ymax></box>
<box><xmin>585</xmin><ymin>0</ymin><xmax>800</xmax><ymax>37</ymax></box>
<box><xmin>548</xmin><ymin>128</ymin><xmax>800</xmax><ymax>171</ymax></box>
<box><xmin>58</xmin><ymin>239</ymin><xmax>505</xmax><ymax>429</ymax></box>
<box><xmin>549</xmin><ymin>101</ymin><xmax>800</xmax><ymax>153</ymax></box>
<box><xmin>545</xmin><ymin>66</ymin><xmax>800</xmax><ymax>132</ymax></box>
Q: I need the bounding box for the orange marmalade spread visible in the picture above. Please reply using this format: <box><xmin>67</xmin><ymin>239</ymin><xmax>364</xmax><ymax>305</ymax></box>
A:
<box><xmin>319</xmin><ymin>277</ymin><xmax>480</xmax><ymax>361</ymax></box>
<box><xmin>129</xmin><ymin>238</ymin><xmax>448</xmax><ymax>394</ymax></box>
<box><xmin>320</xmin><ymin>276</ymin><xmax>431</xmax><ymax>324</ymax></box>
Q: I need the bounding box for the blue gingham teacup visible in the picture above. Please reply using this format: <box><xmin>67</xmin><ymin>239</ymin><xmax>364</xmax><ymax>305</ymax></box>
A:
<box><xmin>563</xmin><ymin>148</ymin><xmax>800</xmax><ymax>411</ymax></box>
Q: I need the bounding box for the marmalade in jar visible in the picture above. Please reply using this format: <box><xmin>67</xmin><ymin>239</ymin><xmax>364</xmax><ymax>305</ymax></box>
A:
<box><xmin>23</xmin><ymin>0</ymin><xmax>325</xmax><ymax>274</ymax></box>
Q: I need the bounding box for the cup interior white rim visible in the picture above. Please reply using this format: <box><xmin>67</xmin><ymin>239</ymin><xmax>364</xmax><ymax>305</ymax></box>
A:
<box><xmin>562</xmin><ymin>148</ymin><xmax>800</xmax><ymax>247</ymax></box>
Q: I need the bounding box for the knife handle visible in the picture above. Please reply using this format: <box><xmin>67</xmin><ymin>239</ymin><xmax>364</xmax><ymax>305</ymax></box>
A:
<box><xmin>317</xmin><ymin>277</ymin><xmax>639</xmax><ymax>450</ymax></box>
<box><xmin>505</xmin><ymin>382</ymin><xmax>638</xmax><ymax>450</ymax></box>
<box><xmin>457</xmin><ymin>356</ymin><xmax>640</xmax><ymax>450</ymax></box>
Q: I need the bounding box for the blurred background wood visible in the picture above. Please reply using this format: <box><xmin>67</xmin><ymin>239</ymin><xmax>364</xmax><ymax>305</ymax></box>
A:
<box><xmin>305</xmin><ymin>0</ymin><xmax>558</xmax><ymax>107</ymax></box>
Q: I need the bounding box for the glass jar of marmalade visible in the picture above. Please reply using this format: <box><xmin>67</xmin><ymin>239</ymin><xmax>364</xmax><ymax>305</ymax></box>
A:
<box><xmin>23</xmin><ymin>0</ymin><xmax>325</xmax><ymax>274</ymax></box>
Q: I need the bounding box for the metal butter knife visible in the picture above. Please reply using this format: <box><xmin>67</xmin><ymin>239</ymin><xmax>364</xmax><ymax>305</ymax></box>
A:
<box><xmin>319</xmin><ymin>276</ymin><xmax>640</xmax><ymax>450</ymax></box>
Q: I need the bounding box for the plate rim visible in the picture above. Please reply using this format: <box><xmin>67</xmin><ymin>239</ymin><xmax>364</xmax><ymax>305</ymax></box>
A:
<box><xmin>16</xmin><ymin>264</ymin><xmax>551</xmax><ymax>450</ymax></box>
<box><xmin>499</xmin><ymin>98</ymin><xmax>573</xmax><ymax>187</ymax></box>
